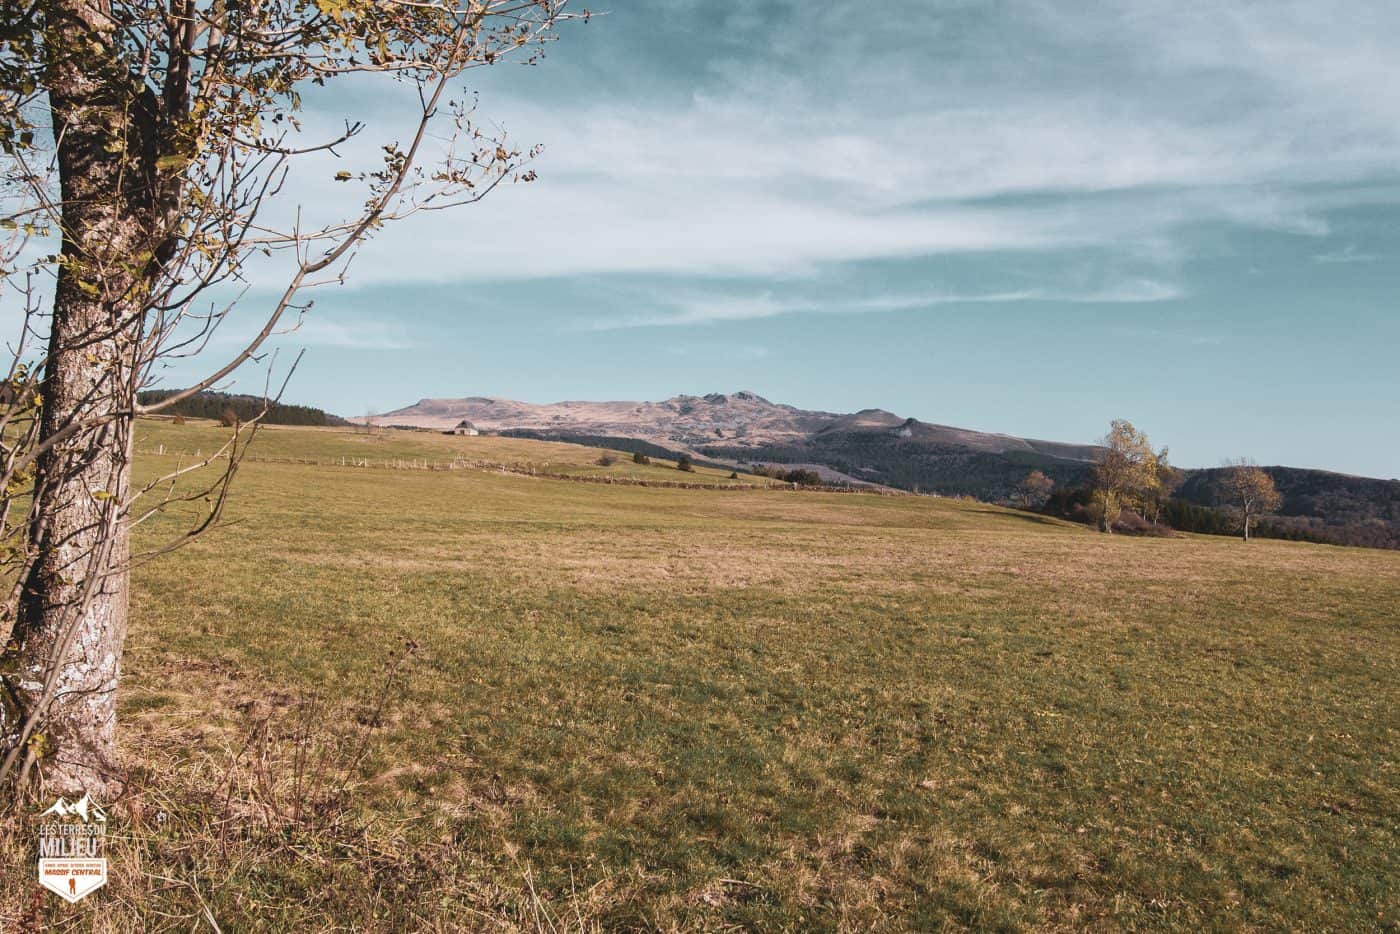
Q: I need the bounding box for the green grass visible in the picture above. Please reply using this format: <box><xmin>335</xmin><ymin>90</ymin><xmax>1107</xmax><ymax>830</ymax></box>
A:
<box><xmin>6</xmin><ymin>421</ymin><xmax>1397</xmax><ymax>931</ymax></box>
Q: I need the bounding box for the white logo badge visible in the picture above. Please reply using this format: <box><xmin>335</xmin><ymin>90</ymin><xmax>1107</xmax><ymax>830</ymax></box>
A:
<box><xmin>36</xmin><ymin>793</ymin><xmax>108</xmax><ymax>903</ymax></box>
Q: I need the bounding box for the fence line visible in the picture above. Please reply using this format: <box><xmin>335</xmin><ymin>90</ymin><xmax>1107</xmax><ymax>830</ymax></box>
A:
<box><xmin>131</xmin><ymin>447</ymin><xmax>909</xmax><ymax>495</ymax></box>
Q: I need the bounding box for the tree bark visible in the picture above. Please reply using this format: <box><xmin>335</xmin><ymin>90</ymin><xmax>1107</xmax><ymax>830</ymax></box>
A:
<box><xmin>1</xmin><ymin>3</ymin><xmax>160</xmax><ymax>798</ymax></box>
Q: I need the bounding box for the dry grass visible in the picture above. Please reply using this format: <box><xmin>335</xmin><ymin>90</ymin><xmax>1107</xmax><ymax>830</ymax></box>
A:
<box><xmin>2</xmin><ymin>421</ymin><xmax>1396</xmax><ymax>930</ymax></box>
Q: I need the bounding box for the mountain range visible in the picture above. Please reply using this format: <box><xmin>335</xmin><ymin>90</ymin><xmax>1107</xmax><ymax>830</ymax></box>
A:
<box><xmin>364</xmin><ymin>390</ymin><xmax>1399</xmax><ymax>548</ymax></box>
<box><xmin>365</xmin><ymin>390</ymin><xmax>1099</xmax><ymax>467</ymax></box>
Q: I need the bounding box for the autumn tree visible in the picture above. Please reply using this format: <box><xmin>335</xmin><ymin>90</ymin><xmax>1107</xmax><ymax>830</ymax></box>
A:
<box><xmin>1015</xmin><ymin>470</ymin><xmax>1054</xmax><ymax>509</ymax></box>
<box><xmin>0</xmin><ymin>0</ymin><xmax>582</xmax><ymax>800</ymax></box>
<box><xmin>1091</xmin><ymin>419</ymin><xmax>1159</xmax><ymax>533</ymax></box>
<box><xmin>1142</xmin><ymin>448</ymin><xmax>1184</xmax><ymax>525</ymax></box>
<box><xmin>1219</xmin><ymin>460</ymin><xmax>1282</xmax><ymax>541</ymax></box>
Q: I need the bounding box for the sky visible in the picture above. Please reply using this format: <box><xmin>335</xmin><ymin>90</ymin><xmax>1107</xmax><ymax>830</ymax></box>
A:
<box><xmin>169</xmin><ymin>1</ymin><xmax>1399</xmax><ymax>476</ymax></box>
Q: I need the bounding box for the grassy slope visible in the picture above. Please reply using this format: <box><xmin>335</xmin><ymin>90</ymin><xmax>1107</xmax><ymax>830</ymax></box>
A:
<box><xmin>12</xmin><ymin>421</ymin><xmax>1399</xmax><ymax>930</ymax></box>
<box><xmin>136</xmin><ymin>420</ymin><xmax>777</xmax><ymax>487</ymax></box>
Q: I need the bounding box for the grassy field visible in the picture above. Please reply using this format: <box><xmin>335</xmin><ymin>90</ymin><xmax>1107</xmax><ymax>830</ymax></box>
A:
<box><xmin>134</xmin><ymin>419</ymin><xmax>778</xmax><ymax>487</ymax></box>
<box><xmin>3</xmin><ymin>420</ymin><xmax>1397</xmax><ymax>931</ymax></box>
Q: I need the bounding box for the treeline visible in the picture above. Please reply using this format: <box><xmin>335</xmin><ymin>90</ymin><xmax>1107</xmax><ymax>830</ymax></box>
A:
<box><xmin>1173</xmin><ymin>467</ymin><xmax>1400</xmax><ymax>549</ymax></box>
<box><xmin>136</xmin><ymin>390</ymin><xmax>346</xmax><ymax>427</ymax></box>
<box><xmin>1043</xmin><ymin>485</ymin><xmax>1400</xmax><ymax>549</ymax></box>
<box><xmin>1178</xmin><ymin>466</ymin><xmax>1399</xmax><ymax>525</ymax></box>
<box><xmin>707</xmin><ymin>421</ymin><xmax>1399</xmax><ymax>551</ymax></box>
<box><xmin>1039</xmin><ymin>460</ymin><xmax>1400</xmax><ymax>549</ymax></box>
<box><xmin>703</xmin><ymin>434</ymin><xmax>1092</xmax><ymax>498</ymax></box>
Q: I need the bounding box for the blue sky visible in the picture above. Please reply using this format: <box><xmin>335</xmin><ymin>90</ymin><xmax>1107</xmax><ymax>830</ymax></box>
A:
<box><xmin>176</xmin><ymin>0</ymin><xmax>1399</xmax><ymax>476</ymax></box>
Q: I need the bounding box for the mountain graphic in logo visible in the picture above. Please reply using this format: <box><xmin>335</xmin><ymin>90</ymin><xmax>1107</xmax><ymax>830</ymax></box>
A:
<box><xmin>38</xmin><ymin>794</ymin><xmax>107</xmax><ymax>824</ymax></box>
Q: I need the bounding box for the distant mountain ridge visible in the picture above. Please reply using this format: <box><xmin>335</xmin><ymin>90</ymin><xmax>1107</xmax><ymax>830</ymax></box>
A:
<box><xmin>365</xmin><ymin>390</ymin><xmax>1397</xmax><ymax>548</ymax></box>
<box><xmin>364</xmin><ymin>390</ymin><xmax>1100</xmax><ymax>463</ymax></box>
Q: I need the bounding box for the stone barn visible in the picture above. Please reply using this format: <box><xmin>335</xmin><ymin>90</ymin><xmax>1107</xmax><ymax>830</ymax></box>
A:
<box><xmin>445</xmin><ymin>420</ymin><xmax>480</xmax><ymax>436</ymax></box>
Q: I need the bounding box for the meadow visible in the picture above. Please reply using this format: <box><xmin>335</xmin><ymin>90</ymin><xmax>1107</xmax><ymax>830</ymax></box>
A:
<box><xmin>3</xmin><ymin>420</ymin><xmax>1397</xmax><ymax>931</ymax></box>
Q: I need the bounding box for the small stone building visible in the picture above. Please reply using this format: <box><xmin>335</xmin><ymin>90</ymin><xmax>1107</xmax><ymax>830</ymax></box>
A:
<box><xmin>445</xmin><ymin>419</ymin><xmax>479</xmax><ymax>436</ymax></box>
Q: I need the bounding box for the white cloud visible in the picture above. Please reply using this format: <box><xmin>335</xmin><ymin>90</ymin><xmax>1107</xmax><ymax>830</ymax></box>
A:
<box><xmin>585</xmin><ymin>278</ymin><xmax>1183</xmax><ymax>329</ymax></box>
<box><xmin>198</xmin><ymin>309</ymin><xmax>417</xmax><ymax>353</ymax></box>
<box><xmin>28</xmin><ymin>0</ymin><xmax>1391</xmax><ymax>298</ymax></box>
<box><xmin>289</xmin><ymin>318</ymin><xmax>417</xmax><ymax>351</ymax></box>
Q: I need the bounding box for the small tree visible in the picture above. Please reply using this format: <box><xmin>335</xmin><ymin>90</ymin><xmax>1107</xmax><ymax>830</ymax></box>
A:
<box><xmin>1016</xmin><ymin>470</ymin><xmax>1054</xmax><ymax>509</ymax></box>
<box><xmin>596</xmin><ymin>453</ymin><xmax>617</xmax><ymax>467</ymax></box>
<box><xmin>1092</xmin><ymin>420</ymin><xmax>1159</xmax><ymax>533</ymax></box>
<box><xmin>781</xmin><ymin>468</ymin><xmax>821</xmax><ymax>487</ymax></box>
<box><xmin>1219</xmin><ymin>460</ymin><xmax>1282</xmax><ymax>541</ymax></box>
<box><xmin>219</xmin><ymin>407</ymin><xmax>239</xmax><ymax>429</ymax></box>
<box><xmin>632</xmin><ymin>451</ymin><xmax>651</xmax><ymax>466</ymax></box>
<box><xmin>676</xmin><ymin>454</ymin><xmax>695</xmax><ymax>473</ymax></box>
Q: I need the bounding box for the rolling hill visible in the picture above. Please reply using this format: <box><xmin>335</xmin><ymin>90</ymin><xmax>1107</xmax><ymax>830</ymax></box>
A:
<box><xmin>364</xmin><ymin>390</ymin><xmax>1400</xmax><ymax>547</ymax></box>
<box><xmin>364</xmin><ymin>391</ymin><xmax>1100</xmax><ymax>473</ymax></box>
<box><xmin>364</xmin><ymin>390</ymin><xmax>1107</xmax><ymax>498</ymax></box>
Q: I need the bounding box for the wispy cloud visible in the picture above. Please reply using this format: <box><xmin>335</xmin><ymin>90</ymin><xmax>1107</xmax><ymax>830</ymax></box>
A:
<box><xmin>1313</xmin><ymin>244</ymin><xmax>1382</xmax><ymax>264</ymax></box>
<box><xmin>204</xmin><ymin>312</ymin><xmax>417</xmax><ymax>352</ymax></box>
<box><xmin>1112</xmin><ymin>325</ymin><xmax>1226</xmax><ymax>347</ymax></box>
<box><xmin>586</xmin><ymin>279</ymin><xmax>1183</xmax><ymax>330</ymax></box>
<box><xmin>290</xmin><ymin>318</ymin><xmax>417</xmax><ymax>351</ymax></box>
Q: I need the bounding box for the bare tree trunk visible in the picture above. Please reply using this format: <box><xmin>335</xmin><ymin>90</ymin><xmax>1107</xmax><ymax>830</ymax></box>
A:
<box><xmin>1242</xmin><ymin>511</ymin><xmax>1251</xmax><ymax>542</ymax></box>
<box><xmin>1</xmin><ymin>3</ymin><xmax>157</xmax><ymax>798</ymax></box>
<box><xmin>1098</xmin><ymin>492</ymin><xmax>1116</xmax><ymax>534</ymax></box>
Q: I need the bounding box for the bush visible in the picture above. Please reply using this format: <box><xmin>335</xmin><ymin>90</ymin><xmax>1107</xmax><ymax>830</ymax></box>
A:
<box><xmin>1111</xmin><ymin>510</ymin><xmax>1175</xmax><ymax>537</ymax></box>
<box><xmin>754</xmin><ymin>465</ymin><xmax>821</xmax><ymax>486</ymax></box>
<box><xmin>1161</xmin><ymin>499</ymin><xmax>1235</xmax><ymax>535</ymax></box>
<box><xmin>632</xmin><ymin>451</ymin><xmax>651</xmax><ymax>466</ymax></box>
<box><xmin>218</xmin><ymin>406</ymin><xmax>239</xmax><ymax>428</ymax></box>
<box><xmin>676</xmin><ymin>454</ymin><xmax>694</xmax><ymax>473</ymax></box>
<box><xmin>171</xmin><ymin>414</ymin><xmax>186</xmax><ymax>425</ymax></box>
<box><xmin>596</xmin><ymin>454</ymin><xmax>617</xmax><ymax>467</ymax></box>
<box><xmin>729</xmin><ymin>471</ymin><xmax>739</xmax><ymax>480</ymax></box>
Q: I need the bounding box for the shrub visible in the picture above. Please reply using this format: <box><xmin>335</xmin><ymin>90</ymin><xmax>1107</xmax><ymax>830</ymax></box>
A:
<box><xmin>1111</xmin><ymin>509</ymin><xmax>1175</xmax><ymax>538</ymax></box>
<box><xmin>171</xmin><ymin>414</ymin><xmax>186</xmax><ymax>425</ymax></box>
<box><xmin>632</xmin><ymin>451</ymin><xmax>651</xmax><ymax>466</ymax></box>
<box><xmin>676</xmin><ymin>454</ymin><xmax>695</xmax><ymax>473</ymax></box>
<box><xmin>751</xmin><ymin>464</ymin><xmax>822</xmax><ymax>485</ymax></box>
<box><xmin>218</xmin><ymin>406</ymin><xmax>238</xmax><ymax>428</ymax></box>
<box><xmin>729</xmin><ymin>471</ymin><xmax>739</xmax><ymax>480</ymax></box>
<box><xmin>596</xmin><ymin>453</ymin><xmax>617</xmax><ymax>467</ymax></box>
